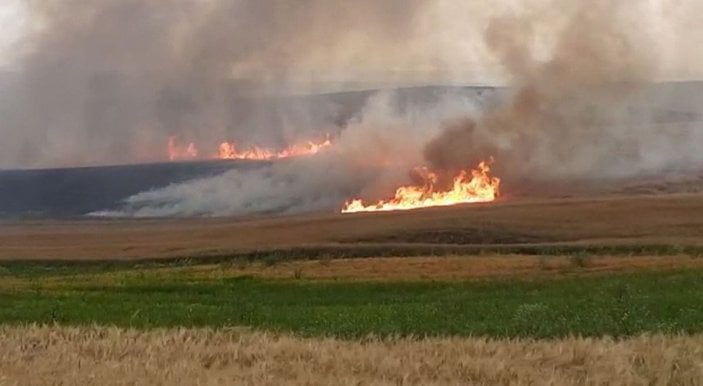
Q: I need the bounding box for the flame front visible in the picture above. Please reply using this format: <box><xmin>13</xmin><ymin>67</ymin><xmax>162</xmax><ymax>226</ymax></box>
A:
<box><xmin>341</xmin><ymin>160</ymin><xmax>500</xmax><ymax>213</ymax></box>
<box><xmin>216</xmin><ymin>137</ymin><xmax>331</xmax><ymax>160</ymax></box>
<box><xmin>168</xmin><ymin>136</ymin><xmax>331</xmax><ymax>162</ymax></box>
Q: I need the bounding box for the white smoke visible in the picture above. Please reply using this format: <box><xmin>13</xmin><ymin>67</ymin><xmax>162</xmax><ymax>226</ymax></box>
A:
<box><xmin>97</xmin><ymin>90</ymin><xmax>489</xmax><ymax>217</ymax></box>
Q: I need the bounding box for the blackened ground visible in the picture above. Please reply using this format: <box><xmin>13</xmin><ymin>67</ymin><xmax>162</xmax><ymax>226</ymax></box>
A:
<box><xmin>0</xmin><ymin>160</ymin><xmax>266</xmax><ymax>218</ymax></box>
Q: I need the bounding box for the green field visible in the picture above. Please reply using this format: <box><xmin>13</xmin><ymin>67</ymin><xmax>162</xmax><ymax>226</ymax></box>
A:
<box><xmin>2</xmin><ymin>264</ymin><xmax>703</xmax><ymax>339</ymax></box>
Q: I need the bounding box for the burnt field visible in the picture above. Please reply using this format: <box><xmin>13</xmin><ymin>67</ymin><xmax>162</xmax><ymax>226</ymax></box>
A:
<box><xmin>0</xmin><ymin>158</ymin><xmax>266</xmax><ymax>218</ymax></box>
<box><xmin>1</xmin><ymin>81</ymin><xmax>701</xmax><ymax>219</ymax></box>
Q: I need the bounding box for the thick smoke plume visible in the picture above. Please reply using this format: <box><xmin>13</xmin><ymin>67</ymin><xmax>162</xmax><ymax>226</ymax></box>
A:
<box><xmin>424</xmin><ymin>0</ymin><xmax>703</xmax><ymax>188</ymax></box>
<box><xmin>2</xmin><ymin>1</ymin><xmax>703</xmax><ymax>216</ymax></box>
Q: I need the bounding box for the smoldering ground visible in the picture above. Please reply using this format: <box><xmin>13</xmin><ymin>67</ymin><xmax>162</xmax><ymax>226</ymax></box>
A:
<box><xmin>2</xmin><ymin>1</ymin><xmax>703</xmax><ymax>217</ymax></box>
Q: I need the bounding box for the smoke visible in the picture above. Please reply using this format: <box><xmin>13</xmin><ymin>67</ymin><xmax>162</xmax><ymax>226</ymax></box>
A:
<box><xmin>98</xmin><ymin>90</ymin><xmax>486</xmax><ymax>217</ymax></box>
<box><xmin>1</xmin><ymin>0</ymin><xmax>432</xmax><ymax>168</ymax></box>
<box><xmin>424</xmin><ymin>0</ymin><xmax>703</xmax><ymax>188</ymax></box>
<box><xmin>2</xmin><ymin>1</ymin><xmax>703</xmax><ymax>216</ymax></box>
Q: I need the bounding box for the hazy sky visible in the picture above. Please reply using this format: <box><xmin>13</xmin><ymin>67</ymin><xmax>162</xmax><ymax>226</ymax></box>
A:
<box><xmin>2</xmin><ymin>0</ymin><xmax>702</xmax><ymax>81</ymax></box>
<box><xmin>0</xmin><ymin>0</ymin><xmax>27</xmax><ymax>68</ymax></box>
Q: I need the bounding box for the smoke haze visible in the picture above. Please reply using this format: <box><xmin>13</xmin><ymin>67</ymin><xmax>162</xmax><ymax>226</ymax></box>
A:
<box><xmin>424</xmin><ymin>1</ymin><xmax>703</xmax><ymax>183</ymax></box>
<box><xmin>2</xmin><ymin>0</ymin><xmax>432</xmax><ymax>168</ymax></box>
<box><xmin>2</xmin><ymin>1</ymin><xmax>703</xmax><ymax>216</ymax></box>
<box><xmin>95</xmin><ymin>90</ymin><xmax>487</xmax><ymax>217</ymax></box>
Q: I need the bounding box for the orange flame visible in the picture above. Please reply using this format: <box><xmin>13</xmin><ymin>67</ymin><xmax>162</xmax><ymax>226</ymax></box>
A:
<box><xmin>167</xmin><ymin>135</ymin><xmax>331</xmax><ymax>161</ymax></box>
<box><xmin>341</xmin><ymin>160</ymin><xmax>500</xmax><ymax>213</ymax></box>
<box><xmin>217</xmin><ymin>137</ymin><xmax>332</xmax><ymax>160</ymax></box>
<box><xmin>168</xmin><ymin>137</ymin><xmax>198</xmax><ymax>161</ymax></box>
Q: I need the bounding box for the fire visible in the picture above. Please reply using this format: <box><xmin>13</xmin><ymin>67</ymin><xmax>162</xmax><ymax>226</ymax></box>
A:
<box><xmin>341</xmin><ymin>160</ymin><xmax>500</xmax><ymax>213</ymax></box>
<box><xmin>217</xmin><ymin>137</ymin><xmax>332</xmax><ymax>160</ymax></box>
<box><xmin>168</xmin><ymin>137</ymin><xmax>198</xmax><ymax>161</ymax></box>
<box><xmin>167</xmin><ymin>135</ymin><xmax>331</xmax><ymax>161</ymax></box>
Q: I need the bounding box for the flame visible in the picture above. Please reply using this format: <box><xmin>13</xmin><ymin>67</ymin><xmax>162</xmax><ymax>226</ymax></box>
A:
<box><xmin>217</xmin><ymin>137</ymin><xmax>332</xmax><ymax>160</ymax></box>
<box><xmin>167</xmin><ymin>135</ymin><xmax>331</xmax><ymax>161</ymax></box>
<box><xmin>217</xmin><ymin>142</ymin><xmax>274</xmax><ymax>160</ymax></box>
<box><xmin>341</xmin><ymin>160</ymin><xmax>500</xmax><ymax>213</ymax></box>
<box><xmin>168</xmin><ymin>136</ymin><xmax>198</xmax><ymax>161</ymax></box>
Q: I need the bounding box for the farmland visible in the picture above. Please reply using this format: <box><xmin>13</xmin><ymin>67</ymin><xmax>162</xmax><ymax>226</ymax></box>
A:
<box><xmin>1</xmin><ymin>193</ymin><xmax>702</xmax><ymax>261</ymax></box>
<box><xmin>1</xmin><ymin>192</ymin><xmax>703</xmax><ymax>383</ymax></box>
<box><xmin>2</xmin><ymin>326</ymin><xmax>702</xmax><ymax>385</ymax></box>
<box><xmin>3</xmin><ymin>263</ymin><xmax>703</xmax><ymax>338</ymax></box>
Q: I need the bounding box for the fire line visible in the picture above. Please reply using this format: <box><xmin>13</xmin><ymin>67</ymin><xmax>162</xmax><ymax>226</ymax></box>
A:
<box><xmin>167</xmin><ymin>135</ymin><xmax>332</xmax><ymax>161</ymax></box>
<box><xmin>341</xmin><ymin>160</ymin><xmax>500</xmax><ymax>213</ymax></box>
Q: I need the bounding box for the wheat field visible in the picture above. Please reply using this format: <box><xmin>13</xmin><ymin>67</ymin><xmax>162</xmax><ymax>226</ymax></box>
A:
<box><xmin>2</xmin><ymin>193</ymin><xmax>702</xmax><ymax>261</ymax></box>
<box><xmin>1</xmin><ymin>326</ymin><xmax>701</xmax><ymax>385</ymax></box>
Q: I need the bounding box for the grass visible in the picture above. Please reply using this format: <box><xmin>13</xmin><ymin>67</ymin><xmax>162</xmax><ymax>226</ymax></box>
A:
<box><xmin>1</xmin><ymin>243</ymin><xmax>702</xmax><ymax>278</ymax></box>
<box><xmin>2</xmin><ymin>266</ymin><xmax>703</xmax><ymax>338</ymax></box>
<box><xmin>3</xmin><ymin>326</ymin><xmax>702</xmax><ymax>385</ymax></box>
<box><xmin>569</xmin><ymin>251</ymin><xmax>594</xmax><ymax>268</ymax></box>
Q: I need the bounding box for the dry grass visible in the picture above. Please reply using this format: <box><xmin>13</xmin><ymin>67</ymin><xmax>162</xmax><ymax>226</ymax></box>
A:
<box><xmin>0</xmin><ymin>325</ymin><xmax>701</xmax><ymax>385</ymax></box>
<box><xmin>3</xmin><ymin>255</ymin><xmax>700</xmax><ymax>292</ymax></box>
<box><xmin>0</xmin><ymin>193</ymin><xmax>702</xmax><ymax>261</ymax></box>
<box><xmin>207</xmin><ymin>255</ymin><xmax>703</xmax><ymax>282</ymax></box>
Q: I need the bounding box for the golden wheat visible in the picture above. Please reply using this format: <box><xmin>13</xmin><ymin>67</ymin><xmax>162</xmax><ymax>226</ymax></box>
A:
<box><xmin>1</xmin><ymin>326</ymin><xmax>702</xmax><ymax>385</ymax></box>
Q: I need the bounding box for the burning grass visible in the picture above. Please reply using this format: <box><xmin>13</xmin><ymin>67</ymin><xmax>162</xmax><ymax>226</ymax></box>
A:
<box><xmin>2</xmin><ymin>325</ymin><xmax>702</xmax><ymax>385</ymax></box>
<box><xmin>341</xmin><ymin>160</ymin><xmax>500</xmax><ymax>213</ymax></box>
<box><xmin>168</xmin><ymin>134</ymin><xmax>332</xmax><ymax>162</ymax></box>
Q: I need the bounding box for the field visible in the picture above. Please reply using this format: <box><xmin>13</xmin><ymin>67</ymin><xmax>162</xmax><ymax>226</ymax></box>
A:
<box><xmin>1</xmin><ymin>193</ymin><xmax>703</xmax><ymax>261</ymax></box>
<box><xmin>2</xmin><ymin>326</ymin><xmax>702</xmax><ymax>385</ymax></box>
<box><xmin>2</xmin><ymin>192</ymin><xmax>703</xmax><ymax>384</ymax></box>
<box><xmin>3</xmin><ymin>264</ymin><xmax>703</xmax><ymax>338</ymax></box>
